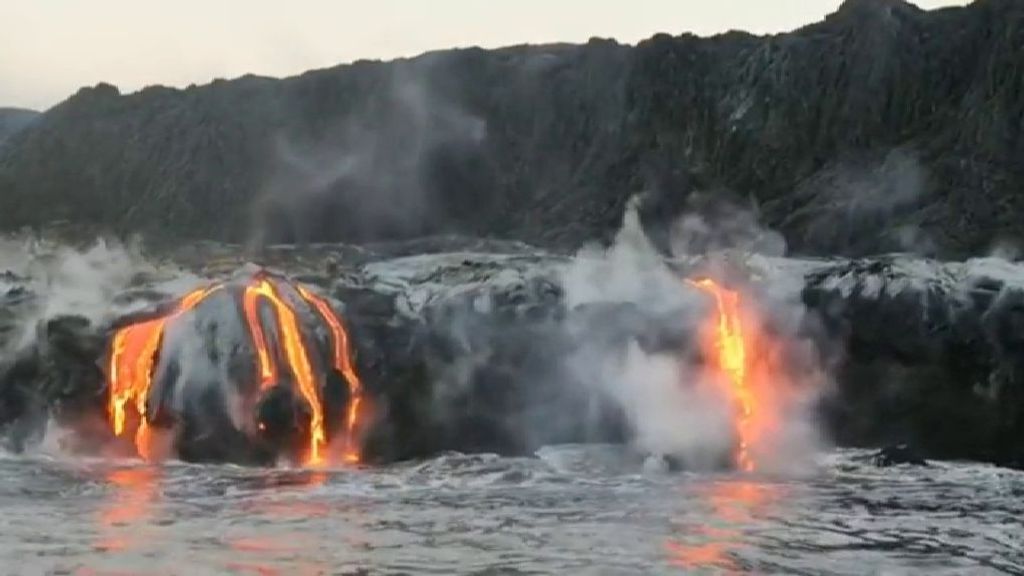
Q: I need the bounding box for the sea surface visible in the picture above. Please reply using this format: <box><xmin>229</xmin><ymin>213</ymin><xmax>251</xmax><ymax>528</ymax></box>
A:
<box><xmin>0</xmin><ymin>446</ymin><xmax>1021</xmax><ymax>575</ymax></box>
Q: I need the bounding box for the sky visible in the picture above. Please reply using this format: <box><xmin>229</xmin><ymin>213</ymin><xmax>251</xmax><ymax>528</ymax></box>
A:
<box><xmin>2</xmin><ymin>0</ymin><xmax>970</xmax><ymax>110</ymax></box>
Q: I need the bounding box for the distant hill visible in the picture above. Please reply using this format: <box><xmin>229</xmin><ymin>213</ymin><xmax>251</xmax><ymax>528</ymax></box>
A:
<box><xmin>0</xmin><ymin>108</ymin><xmax>39</xmax><ymax>145</ymax></box>
<box><xmin>0</xmin><ymin>0</ymin><xmax>1020</xmax><ymax>258</ymax></box>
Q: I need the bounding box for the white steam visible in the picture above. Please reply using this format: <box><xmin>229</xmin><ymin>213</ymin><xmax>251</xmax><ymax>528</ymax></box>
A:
<box><xmin>569</xmin><ymin>337</ymin><xmax>736</xmax><ymax>470</ymax></box>
<box><xmin>668</xmin><ymin>195</ymin><xmax>788</xmax><ymax>258</ymax></box>
<box><xmin>558</xmin><ymin>198</ymin><xmax>825</xmax><ymax>473</ymax></box>
<box><xmin>0</xmin><ymin>236</ymin><xmax>202</xmax><ymax>355</ymax></box>
<box><xmin>563</xmin><ymin>199</ymin><xmax>692</xmax><ymax>314</ymax></box>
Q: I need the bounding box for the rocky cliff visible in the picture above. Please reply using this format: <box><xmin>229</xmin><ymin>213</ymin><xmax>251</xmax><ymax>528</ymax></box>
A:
<box><xmin>0</xmin><ymin>0</ymin><xmax>1020</xmax><ymax>257</ymax></box>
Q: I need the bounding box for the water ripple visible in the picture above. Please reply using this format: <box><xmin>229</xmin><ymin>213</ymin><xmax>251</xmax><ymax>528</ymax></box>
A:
<box><xmin>0</xmin><ymin>448</ymin><xmax>1020</xmax><ymax>574</ymax></box>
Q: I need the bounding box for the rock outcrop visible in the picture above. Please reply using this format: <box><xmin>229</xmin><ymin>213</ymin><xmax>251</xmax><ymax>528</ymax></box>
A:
<box><xmin>805</xmin><ymin>255</ymin><xmax>1024</xmax><ymax>468</ymax></box>
<box><xmin>0</xmin><ymin>0</ymin><xmax>1021</xmax><ymax>258</ymax></box>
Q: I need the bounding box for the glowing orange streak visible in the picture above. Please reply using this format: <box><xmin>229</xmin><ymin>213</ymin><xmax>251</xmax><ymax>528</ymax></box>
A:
<box><xmin>665</xmin><ymin>480</ymin><xmax>777</xmax><ymax>570</ymax></box>
<box><xmin>243</xmin><ymin>286</ymin><xmax>277</xmax><ymax>391</ymax></box>
<box><xmin>107</xmin><ymin>285</ymin><xmax>221</xmax><ymax>459</ymax></box>
<box><xmin>296</xmin><ymin>286</ymin><xmax>365</xmax><ymax>464</ymax></box>
<box><xmin>247</xmin><ymin>279</ymin><xmax>326</xmax><ymax>465</ymax></box>
<box><xmin>135</xmin><ymin>420</ymin><xmax>153</xmax><ymax>461</ymax></box>
<box><xmin>688</xmin><ymin>279</ymin><xmax>756</xmax><ymax>472</ymax></box>
<box><xmin>108</xmin><ymin>318</ymin><xmax>163</xmax><ymax>436</ymax></box>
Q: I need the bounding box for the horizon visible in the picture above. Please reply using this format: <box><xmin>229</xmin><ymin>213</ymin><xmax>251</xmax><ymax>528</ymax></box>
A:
<box><xmin>3</xmin><ymin>0</ymin><xmax>969</xmax><ymax>111</ymax></box>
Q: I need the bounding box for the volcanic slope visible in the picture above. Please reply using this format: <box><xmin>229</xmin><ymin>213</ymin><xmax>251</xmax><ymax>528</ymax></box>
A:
<box><xmin>0</xmin><ymin>0</ymin><xmax>1022</xmax><ymax>257</ymax></box>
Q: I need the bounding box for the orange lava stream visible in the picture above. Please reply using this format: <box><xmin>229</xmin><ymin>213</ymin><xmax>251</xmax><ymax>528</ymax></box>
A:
<box><xmin>297</xmin><ymin>286</ymin><xmax>365</xmax><ymax>464</ymax></box>
<box><xmin>244</xmin><ymin>284</ymin><xmax>277</xmax><ymax>391</ymax></box>
<box><xmin>107</xmin><ymin>285</ymin><xmax>220</xmax><ymax>459</ymax></box>
<box><xmin>689</xmin><ymin>278</ymin><xmax>756</xmax><ymax>473</ymax></box>
<box><xmin>244</xmin><ymin>279</ymin><xmax>326</xmax><ymax>466</ymax></box>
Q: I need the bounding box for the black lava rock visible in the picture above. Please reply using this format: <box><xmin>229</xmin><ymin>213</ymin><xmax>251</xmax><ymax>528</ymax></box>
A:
<box><xmin>873</xmin><ymin>444</ymin><xmax>928</xmax><ymax>467</ymax></box>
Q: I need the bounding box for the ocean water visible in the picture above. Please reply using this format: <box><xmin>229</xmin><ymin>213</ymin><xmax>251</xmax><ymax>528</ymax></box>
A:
<box><xmin>0</xmin><ymin>446</ymin><xmax>1020</xmax><ymax>575</ymax></box>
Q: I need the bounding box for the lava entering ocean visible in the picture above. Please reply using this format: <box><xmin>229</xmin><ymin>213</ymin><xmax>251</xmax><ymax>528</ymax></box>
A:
<box><xmin>296</xmin><ymin>286</ymin><xmax>365</xmax><ymax>464</ymax></box>
<box><xmin>106</xmin><ymin>272</ymin><xmax>366</xmax><ymax>466</ymax></box>
<box><xmin>108</xmin><ymin>285</ymin><xmax>222</xmax><ymax>461</ymax></box>
<box><xmin>689</xmin><ymin>278</ymin><xmax>788</xmax><ymax>472</ymax></box>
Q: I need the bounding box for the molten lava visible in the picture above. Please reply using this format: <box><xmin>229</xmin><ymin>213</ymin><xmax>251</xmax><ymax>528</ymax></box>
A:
<box><xmin>688</xmin><ymin>278</ymin><xmax>758</xmax><ymax>472</ymax></box>
<box><xmin>105</xmin><ymin>274</ymin><xmax>366</xmax><ymax>467</ymax></box>
<box><xmin>244</xmin><ymin>284</ymin><xmax>277</xmax><ymax>392</ymax></box>
<box><xmin>107</xmin><ymin>285</ymin><xmax>221</xmax><ymax>458</ymax></box>
<box><xmin>242</xmin><ymin>279</ymin><xmax>326</xmax><ymax>465</ymax></box>
<box><xmin>297</xmin><ymin>286</ymin><xmax>365</xmax><ymax>463</ymax></box>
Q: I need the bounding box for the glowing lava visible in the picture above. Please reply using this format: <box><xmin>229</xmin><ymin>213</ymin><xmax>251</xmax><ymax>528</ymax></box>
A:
<box><xmin>243</xmin><ymin>279</ymin><xmax>326</xmax><ymax>465</ymax></box>
<box><xmin>297</xmin><ymin>286</ymin><xmax>365</xmax><ymax>464</ymax></box>
<box><xmin>107</xmin><ymin>285</ymin><xmax>221</xmax><ymax>458</ymax></box>
<box><xmin>244</xmin><ymin>284</ymin><xmax>277</xmax><ymax>392</ymax></box>
<box><xmin>688</xmin><ymin>278</ymin><xmax>757</xmax><ymax>472</ymax></box>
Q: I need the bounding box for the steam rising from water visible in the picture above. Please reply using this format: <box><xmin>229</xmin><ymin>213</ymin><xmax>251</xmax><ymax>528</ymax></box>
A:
<box><xmin>563</xmin><ymin>201</ymin><xmax>687</xmax><ymax>313</ymax></box>
<box><xmin>0</xmin><ymin>236</ymin><xmax>202</xmax><ymax>353</ymax></box>
<box><xmin>559</xmin><ymin>199</ymin><xmax>825</xmax><ymax>473</ymax></box>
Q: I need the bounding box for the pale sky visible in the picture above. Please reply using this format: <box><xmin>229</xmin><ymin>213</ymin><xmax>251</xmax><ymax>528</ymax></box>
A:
<box><xmin>2</xmin><ymin>0</ymin><xmax>969</xmax><ymax>110</ymax></box>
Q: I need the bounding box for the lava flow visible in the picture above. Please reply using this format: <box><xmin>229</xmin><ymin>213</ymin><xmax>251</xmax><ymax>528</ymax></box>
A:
<box><xmin>108</xmin><ymin>285</ymin><xmax>222</xmax><ymax>459</ymax></box>
<box><xmin>297</xmin><ymin>286</ymin><xmax>365</xmax><ymax>464</ymax></box>
<box><xmin>244</xmin><ymin>279</ymin><xmax>326</xmax><ymax>464</ymax></box>
<box><xmin>688</xmin><ymin>278</ymin><xmax>760</xmax><ymax>472</ymax></box>
<box><xmin>106</xmin><ymin>273</ymin><xmax>366</xmax><ymax>466</ymax></box>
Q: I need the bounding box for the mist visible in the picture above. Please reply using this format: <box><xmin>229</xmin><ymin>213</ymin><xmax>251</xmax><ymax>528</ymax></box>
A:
<box><xmin>249</xmin><ymin>60</ymin><xmax>488</xmax><ymax>251</ymax></box>
<box><xmin>773</xmin><ymin>149</ymin><xmax>935</xmax><ymax>257</ymax></box>
<box><xmin>555</xmin><ymin>198</ymin><xmax>827</xmax><ymax>473</ymax></box>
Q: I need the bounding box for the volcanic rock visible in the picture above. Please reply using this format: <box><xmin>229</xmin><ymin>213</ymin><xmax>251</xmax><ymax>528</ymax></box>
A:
<box><xmin>805</xmin><ymin>255</ymin><xmax>1024</xmax><ymax>467</ymax></box>
<box><xmin>872</xmin><ymin>444</ymin><xmax>928</xmax><ymax>467</ymax></box>
<box><xmin>0</xmin><ymin>314</ymin><xmax>105</xmax><ymax>452</ymax></box>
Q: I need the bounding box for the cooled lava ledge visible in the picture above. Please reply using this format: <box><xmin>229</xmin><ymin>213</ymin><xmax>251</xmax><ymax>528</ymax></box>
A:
<box><xmin>2</xmin><ymin>250</ymin><xmax>1024</xmax><ymax>468</ymax></box>
<box><xmin>805</xmin><ymin>255</ymin><xmax>1024</xmax><ymax>467</ymax></box>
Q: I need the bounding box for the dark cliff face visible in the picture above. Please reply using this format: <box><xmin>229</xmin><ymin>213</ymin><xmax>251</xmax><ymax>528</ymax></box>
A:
<box><xmin>0</xmin><ymin>0</ymin><xmax>1021</xmax><ymax>257</ymax></box>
